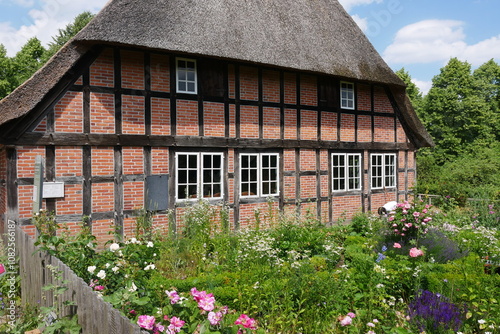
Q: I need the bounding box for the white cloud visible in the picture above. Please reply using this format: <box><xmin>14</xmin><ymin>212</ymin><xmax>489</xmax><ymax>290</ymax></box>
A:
<box><xmin>338</xmin><ymin>0</ymin><xmax>383</xmax><ymax>12</ymax></box>
<box><xmin>351</xmin><ymin>14</ymin><xmax>368</xmax><ymax>32</ymax></box>
<box><xmin>0</xmin><ymin>0</ymin><xmax>107</xmax><ymax>56</ymax></box>
<box><xmin>383</xmin><ymin>19</ymin><xmax>500</xmax><ymax>66</ymax></box>
<box><xmin>412</xmin><ymin>79</ymin><xmax>432</xmax><ymax>96</ymax></box>
<box><xmin>12</xmin><ymin>0</ymin><xmax>36</xmax><ymax>6</ymax></box>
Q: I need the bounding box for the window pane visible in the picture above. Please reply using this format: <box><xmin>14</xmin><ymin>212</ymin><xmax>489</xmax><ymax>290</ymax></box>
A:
<box><xmin>178</xmin><ymin>170</ymin><xmax>187</xmax><ymax>183</ymax></box>
<box><xmin>203</xmin><ymin>170</ymin><xmax>212</xmax><ymax>183</ymax></box>
<box><xmin>188</xmin><ymin>185</ymin><xmax>197</xmax><ymax>197</ymax></box>
<box><xmin>250</xmin><ymin>182</ymin><xmax>258</xmax><ymax>196</ymax></box>
<box><xmin>188</xmin><ymin>155</ymin><xmax>197</xmax><ymax>168</ymax></box>
<box><xmin>262</xmin><ymin>169</ymin><xmax>269</xmax><ymax>181</ymax></box>
<box><xmin>187</xmin><ymin>82</ymin><xmax>195</xmax><ymax>92</ymax></box>
<box><xmin>250</xmin><ymin>169</ymin><xmax>257</xmax><ymax>181</ymax></box>
<box><xmin>188</xmin><ymin>170</ymin><xmax>197</xmax><ymax>183</ymax></box>
<box><xmin>178</xmin><ymin>154</ymin><xmax>187</xmax><ymax>168</ymax></box>
<box><xmin>178</xmin><ymin>185</ymin><xmax>187</xmax><ymax>199</ymax></box>
<box><xmin>263</xmin><ymin>182</ymin><xmax>269</xmax><ymax>195</ymax></box>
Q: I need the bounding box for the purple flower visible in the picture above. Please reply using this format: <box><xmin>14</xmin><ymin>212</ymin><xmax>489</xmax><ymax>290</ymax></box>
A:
<box><xmin>408</xmin><ymin>290</ymin><xmax>466</xmax><ymax>332</ymax></box>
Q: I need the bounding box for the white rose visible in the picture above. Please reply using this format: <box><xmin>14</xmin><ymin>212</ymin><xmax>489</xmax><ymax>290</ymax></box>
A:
<box><xmin>87</xmin><ymin>266</ymin><xmax>96</xmax><ymax>274</ymax></box>
<box><xmin>128</xmin><ymin>282</ymin><xmax>137</xmax><ymax>292</ymax></box>
<box><xmin>109</xmin><ymin>243</ymin><xmax>120</xmax><ymax>252</ymax></box>
<box><xmin>112</xmin><ymin>266</ymin><xmax>119</xmax><ymax>273</ymax></box>
<box><xmin>147</xmin><ymin>241</ymin><xmax>154</xmax><ymax>248</ymax></box>
<box><xmin>96</xmin><ymin>270</ymin><xmax>106</xmax><ymax>279</ymax></box>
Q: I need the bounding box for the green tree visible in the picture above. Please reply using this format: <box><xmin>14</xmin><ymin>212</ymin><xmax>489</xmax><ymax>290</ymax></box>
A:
<box><xmin>43</xmin><ymin>11</ymin><xmax>95</xmax><ymax>61</ymax></box>
<box><xmin>420</xmin><ymin>58</ymin><xmax>497</xmax><ymax>161</ymax></box>
<box><xmin>395</xmin><ymin>67</ymin><xmax>423</xmax><ymax>113</ymax></box>
<box><xmin>11</xmin><ymin>37</ymin><xmax>47</xmax><ymax>86</ymax></box>
<box><xmin>0</xmin><ymin>44</ymin><xmax>16</xmax><ymax>98</ymax></box>
<box><xmin>416</xmin><ymin>58</ymin><xmax>500</xmax><ymax>201</ymax></box>
<box><xmin>0</xmin><ymin>11</ymin><xmax>94</xmax><ymax>100</ymax></box>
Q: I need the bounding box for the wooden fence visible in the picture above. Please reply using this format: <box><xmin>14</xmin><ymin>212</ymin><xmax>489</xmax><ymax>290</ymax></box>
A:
<box><xmin>15</xmin><ymin>222</ymin><xmax>147</xmax><ymax>334</ymax></box>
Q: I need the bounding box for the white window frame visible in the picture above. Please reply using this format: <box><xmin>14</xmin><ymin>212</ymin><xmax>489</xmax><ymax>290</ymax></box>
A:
<box><xmin>332</xmin><ymin>153</ymin><xmax>362</xmax><ymax>192</ymax></box>
<box><xmin>240</xmin><ymin>153</ymin><xmax>280</xmax><ymax>198</ymax></box>
<box><xmin>175</xmin><ymin>152</ymin><xmax>223</xmax><ymax>201</ymax></box>
<box><xmin>371</xmin><ymin>153</ymin><xmax>396</xmax><ymax>190</ymax></box>
<box><xmin>340</xmin><ymin>81</ymin><xmax>355</xmax><ymax>110</ymax></box>
<box><xmin>176</xmin><ymin>58</ymin><xmax>197</xmax><ymax>94</ymax></box>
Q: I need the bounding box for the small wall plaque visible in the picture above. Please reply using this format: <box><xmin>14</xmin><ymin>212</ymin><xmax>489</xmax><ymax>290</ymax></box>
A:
<box><xmin>42</xmin><ymin>182</ymin><xmax>65</xmax><ymax>199</ymax></box>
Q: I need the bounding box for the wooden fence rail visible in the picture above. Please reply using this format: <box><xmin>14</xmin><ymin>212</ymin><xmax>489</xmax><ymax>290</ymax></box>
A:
<box><xmin>15</xmin><ymin>222</ymin><xmax>147</xmax><ymax>334</ymax></box>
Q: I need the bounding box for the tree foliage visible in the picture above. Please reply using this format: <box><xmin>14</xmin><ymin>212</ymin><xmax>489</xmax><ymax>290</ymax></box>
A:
<box><xmin>0</xmin><ymin>11</ymin><xmax>94</xmax><ymax>100</ymax></box>
<box><xmin>399</xmin><ymin>58</ymin><xmax>500</xmax><ymax>202</ymax></box>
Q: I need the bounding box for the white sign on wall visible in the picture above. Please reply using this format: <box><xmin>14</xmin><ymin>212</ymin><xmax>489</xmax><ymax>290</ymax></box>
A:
<box><xmin>42</xmin><ymin>182</ymin><xmax>65</xmax><ymax>199</ymax></box>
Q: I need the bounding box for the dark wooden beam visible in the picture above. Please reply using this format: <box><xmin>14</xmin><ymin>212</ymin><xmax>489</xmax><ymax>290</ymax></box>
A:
<box><xmin>11</xmin><ymin>133</ymin><xmax>413</xmax><ymax>151</ymax></box>
<box><xmin>6</xmin><ymin>148</ymin><xmax>18</xmax><ymax>222</ymax></box>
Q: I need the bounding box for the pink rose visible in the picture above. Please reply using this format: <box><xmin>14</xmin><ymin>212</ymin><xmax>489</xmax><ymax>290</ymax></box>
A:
<box><xmin>393</xmin><ymin>243</ymin><xmax>402</xmax><ymax>248</ymax></box>
<box><xmin>137</xmin><ymin>315</ymin><xmax>156</xmax><ymax>330</ymax></box>
<box><xmin>339</xmin><ymin>315</ymin><xmax>353</xmax><ymax>326</ymax></box>
<box><xmin>409</xmin><ymin>247</ymin><xmax>424</xmax><ymax>257</ymax></box>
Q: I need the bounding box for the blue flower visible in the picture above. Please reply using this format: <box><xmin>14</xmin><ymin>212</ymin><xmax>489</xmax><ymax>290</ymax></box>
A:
<box><xmin>376</xmin><ymin>253</ymin><xmax>386</xmax><ymax>263</ymax></box>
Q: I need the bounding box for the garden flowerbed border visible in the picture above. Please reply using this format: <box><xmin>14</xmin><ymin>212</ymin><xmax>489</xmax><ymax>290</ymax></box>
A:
<box><xmin>14</xmin><ymin>222</ymin><xmax>147</xmax><ymax>334</ymax></box>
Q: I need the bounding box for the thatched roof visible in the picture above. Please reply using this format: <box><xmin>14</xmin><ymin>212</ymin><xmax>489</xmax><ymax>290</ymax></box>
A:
<box><xmin>0</xmin><ymin>0</ymin><xmax>433</xmax><ymax>147</ymax></box>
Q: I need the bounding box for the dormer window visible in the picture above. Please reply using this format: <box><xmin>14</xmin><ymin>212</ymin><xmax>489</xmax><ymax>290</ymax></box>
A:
<box><xmin>340</xmin><ymin>81</ymin><xmax>355</xmax><ymax>109</ymax></box>
<box><xmin>176</xmin><ymin>58</ymin><xmax>197</xmax><ymax>94</ymax></box>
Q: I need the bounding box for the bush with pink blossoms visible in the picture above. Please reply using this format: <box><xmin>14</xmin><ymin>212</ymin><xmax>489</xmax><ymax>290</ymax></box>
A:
<box><xmin>136</xmin><ymin>287</ymin><xmax>263</xmax><ymax>334</ymax></box>
<box><xmin>388</xmin><ymin>200</ymin><xmax>434</xmax><ymax>240</ymax></box>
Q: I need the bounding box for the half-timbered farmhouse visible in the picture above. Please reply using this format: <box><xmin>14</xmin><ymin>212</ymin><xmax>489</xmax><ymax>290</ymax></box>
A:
<box><xmin>0</xmin><ymin>0</ymin><xmax>433</xmax><ymax>241</ymax></box>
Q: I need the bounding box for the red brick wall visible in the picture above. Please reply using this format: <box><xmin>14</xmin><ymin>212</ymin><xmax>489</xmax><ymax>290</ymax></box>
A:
<box><xmin>358</xmin><ymin>84</ymin><xmax>371</xmax><ymax>111</ymax></box>
<box><xmin>204</xmin><ymin>102</ymin><xmax>225</xmax><ymax>137</ymax></box>
<box><xmin>262</xmin><ymin>70</ymin><xmax>280</xmax><ymax>103</ymax></box>
<box><xmin>340</xmin><ymin>114</ymin><xmax>355</xmax><ymax>142</ymax></box>
<box><xmin>54</xmin><ymin>91</ymin><xmax>83</xmax><ymax>133</ymax></box>
<box><xmin>240</xmin><ymin>66</ymin><xmax>258</xmax><ymax>101</ymax></box>
<box><xmin>263</xmin><ymin>107</ymin><xmax>280</xmax><ymax>139</ymax></box>
<box><xmin>151</xmin><ymin>98</ymin><xmax>171</xmax><ymax>135</ymax></box>
<box><xmin>122</xmin><ymin>95</ymin><xmax>145</xmax><ymax>135</ymax></box>
<box><xmin>301</xmin><ymin>110</ymin><xmax>317</xmax><ymax>140</ymax></box>
<box><xmin>92</xmin><ymin>147</ymin><xmax>114</xmax><ymax>176</ymax></box>
<box><xmin>320</xmin><ymin>112</ymin><xmax>337</xmax><ymax>141</ymax></box>
<box><xmin>284</xmin><ymin>108</ymin><xmax>297</xmax><ymax>140</ymax></box>
<box><xmin>151</xmin><ymin>54</ymin><xmax>170</xmax><ymax>92</ymax></box>
<box><xmin>300</xmin><ymin>75</ymin><xmax>317</xmax><ymax>106</ymax></box>
<box><xmin>177</xmin><ymin>100</ymin><xmax>199</xmax><ymax>135</ymax></box>
<box><xmin>332</xmin><ymin>195</ymin><xmax>362</xmax><ymax>219</ymax></box>
<box><xmin>358</xmin><ymin>115</ymin><xmax>371</xmax><ymax>142</ymax></box>
<box><xmin>240</xmin><ymin>105</ymin><xmax>259</xmax><ymax>138</ymax></box>
<box><xmin>121</xmin><ymin>50</ymin><xmax>144</xmax><ymax>90</ymax></box>
<box><xmin>90</xmin><ymin>93</ymin><xmax>115</xmax><ymax>133</ymax></box>
<box><xmin>374</xmin><ymin>116</ymin><xmax>395</xmax><ymax>142</ymax></box>
<box><xmin>284</xmin><ymin>73</ymin><xmax>296</xmax><ymax>104</ymax></box>
<box><xmin>90</xmin><ymin>48</ymin><xmax>114</xmax><ymax>87</ymax></box>
<box><xmin>151</xmin><ymin>147</ymin><xmax>169</xmax><ymax>174</ymax></box>
<box><xmin>374</xmin><ymin>86</ymin><xmax>393</xmax><ymax>113</ymax></box>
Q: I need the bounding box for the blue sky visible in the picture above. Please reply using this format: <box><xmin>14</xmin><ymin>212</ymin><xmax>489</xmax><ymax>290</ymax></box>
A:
<box><xmin>1</xmin><ymin>0</ymin><xmax>499</xmax><ymax>94</ymax></box>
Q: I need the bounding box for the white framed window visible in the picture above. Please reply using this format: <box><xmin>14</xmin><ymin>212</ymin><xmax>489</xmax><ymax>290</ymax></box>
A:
<box><xmin>340</xmin><ymin>81</ymin><xmax>355</xmax><ymax>110</ymax></box>
<box><xmin>176</xmin><ymin>58</ymin><xmax>197</xmax><ymax>94</ymax></box>
<box><xmin>371</xmin><ymin>153</ymin><xmax>396</xmax><ymax>189</ymax></box>
<box><xmin>240</xmin><ymin>153</ymin><xmax>279</xmax><ymax>198</ymax></box>
<box><xmin>332</xmin><ymin>153</ymin><xmax>361</xmax><ymax>192</ymax></box>
<box><xmin>175</xmin><ymin>152</ymin><xmax>223</xmax><ymax>200</ymax></box>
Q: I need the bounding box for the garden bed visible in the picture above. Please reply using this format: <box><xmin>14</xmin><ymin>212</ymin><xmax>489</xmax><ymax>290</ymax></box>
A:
<box><xmin>3</xmin><ymin>199</ymin><xmax>500</xmax><ymax>333</ymax></box>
